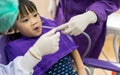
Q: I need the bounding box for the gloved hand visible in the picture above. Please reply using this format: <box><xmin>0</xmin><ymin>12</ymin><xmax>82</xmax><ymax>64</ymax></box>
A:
<box><xmin>56</xmin><ymin>11</ymin><xmax>97</xmax><ymax>36</ymax></box>
<box><xmin>19</xmin><ymin>29</ymin><xmax>60</xmax><ymax>72</ymax></box>
<box><xmin>30</xmin><ymin>28</ymin><xmax>60</xmax><ymax>59</ymax></box>
<box><xmin>48</xmin><ymin>0</ymin><xmax>57</xmax><ymax>19</ymax></box>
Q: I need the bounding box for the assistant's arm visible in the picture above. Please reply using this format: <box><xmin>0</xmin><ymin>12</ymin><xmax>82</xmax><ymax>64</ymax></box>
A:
<box><xmin>86</xmin><ymin>0</ymin><xmax>119</xmax><ymax>24</ymax></box>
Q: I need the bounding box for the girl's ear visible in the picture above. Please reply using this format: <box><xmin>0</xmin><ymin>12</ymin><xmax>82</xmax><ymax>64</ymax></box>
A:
<box><xmin>1</xmin><ymin>23</ymin><xmax>20</xmax><ymax>35</ymax></box>
<box><xmin>13</xmin><ymin>25</ymin><xmax>20</xmax><ymax>33</ymax></box>
<box><xmin>2</xmin><ymin>27</ymin><xmax>15</xmax><ymax>35</ymax></box>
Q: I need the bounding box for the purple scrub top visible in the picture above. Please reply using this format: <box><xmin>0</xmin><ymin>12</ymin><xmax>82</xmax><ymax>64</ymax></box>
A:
<box><xmin>55</xmin><ymin>0</ymin><xmax>120</xmax><ymax>58</ymax></box>
<box><xmin>5</xmin><ymin>17</ymin><xmax>78</xmax><ymax>75</ymax></box>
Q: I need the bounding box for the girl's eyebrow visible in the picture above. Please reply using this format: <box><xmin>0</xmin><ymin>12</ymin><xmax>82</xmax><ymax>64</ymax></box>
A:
<box><xmin>18</xmin><ymin>15</ymin><xmax>27</xmax><ymax>20</ymax></box>
<box><xmin>21</xmin><ymin>12</ymin><xmax>38</xmax><ymax>19</ymax></box>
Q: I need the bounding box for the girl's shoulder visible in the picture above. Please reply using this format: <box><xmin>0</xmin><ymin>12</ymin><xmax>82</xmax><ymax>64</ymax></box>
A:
<box><xmin>41</xmin><ymin>16</ymin><xmax>58</xmax><ymax>27</ymax></box>
<box><xmin>6</xmin><ymin>34</ymin><xmax>37</xmax><ymax>52</ymax></box>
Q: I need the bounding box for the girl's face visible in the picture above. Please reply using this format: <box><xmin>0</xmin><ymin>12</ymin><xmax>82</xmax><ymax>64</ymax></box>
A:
<box><xmin>15</xmin><ymin>11</ymin><xmax>42</xmax><ymax>37</ymax></box>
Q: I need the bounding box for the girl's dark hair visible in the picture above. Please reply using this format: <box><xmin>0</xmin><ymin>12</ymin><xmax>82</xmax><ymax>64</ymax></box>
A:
<box><xmin>18</xmin><ymin>0</ymin><xmax>38</xmax><ymax>18</ymax></box>
<box><xmin>8</xmin><ymin>0</ymin><xmax>38</xmax><ymax>41</ymax></box>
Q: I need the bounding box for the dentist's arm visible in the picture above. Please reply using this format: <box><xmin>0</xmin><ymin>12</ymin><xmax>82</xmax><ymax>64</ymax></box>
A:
<box><xmin>56</xmin><ymin>11</ymin><xmax>97</xmax><ymax>36</ymax></box>
<box><xmin>0</xmin><ymin>29</ymin><xmax>60</xmax><ymax>75</ymax></box>
<box><xmin>19</xmin><ymin>29</ymin><xmax>60</xmax><ymax>73</ymax></box>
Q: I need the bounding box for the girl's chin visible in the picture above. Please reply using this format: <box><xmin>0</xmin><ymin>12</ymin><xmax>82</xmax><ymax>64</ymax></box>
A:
<box><xmin>35</xmin><ymin>31</ymin><xmax>42</xmax><ymax>36</ymax></box>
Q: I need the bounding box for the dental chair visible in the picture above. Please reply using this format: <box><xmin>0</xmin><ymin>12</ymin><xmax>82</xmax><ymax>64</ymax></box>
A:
<box><xmin>0</xmin><ymin>35</ymin><xmax>9</xmax><ymax>64</ymax></box>
<box><xmin>83</xmin><ymin>12</ymin><xmax>120</xmax><ymax>75</ymax></box>
<box><xmin>0</xmin><ymin>32</ymin><xmax>21</xmax><ymax>65</ymax></box>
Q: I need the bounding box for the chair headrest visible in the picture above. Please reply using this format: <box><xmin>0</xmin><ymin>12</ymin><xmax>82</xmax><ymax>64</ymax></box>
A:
<box><xmin>0</xmin><ymin>35</ymin><xmax>9</xmax><ymax>64</ymax></box>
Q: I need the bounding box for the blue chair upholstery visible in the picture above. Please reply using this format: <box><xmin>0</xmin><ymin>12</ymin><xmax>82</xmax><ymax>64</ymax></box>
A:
<box><xmin>0</xmin><ymin>35</ymin><xmax>9</xmax><ymax>64</ymax></box>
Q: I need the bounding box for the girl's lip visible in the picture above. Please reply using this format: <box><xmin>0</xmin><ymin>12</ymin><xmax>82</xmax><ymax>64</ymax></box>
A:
<box><xmin>34</xmin><ymin>26</ymin><xmax>41</xmax><ymax>31</ymax></box>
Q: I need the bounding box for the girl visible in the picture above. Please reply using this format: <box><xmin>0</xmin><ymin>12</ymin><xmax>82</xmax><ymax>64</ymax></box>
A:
<box><xmin>5</xmin><ymin>0</ymin><xmax>87</xmax><ymax>75</ymax></box>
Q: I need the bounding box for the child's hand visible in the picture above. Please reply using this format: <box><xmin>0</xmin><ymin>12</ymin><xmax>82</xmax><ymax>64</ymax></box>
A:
<box><xmin>77</xmin><ymin>69</ymin><xmax>88</xmax><ymax>75</ymax></box>
<box><xmin>29</xmin><ymin>28</ymin><xmax>60</xmax><ymax>59</ymax></box>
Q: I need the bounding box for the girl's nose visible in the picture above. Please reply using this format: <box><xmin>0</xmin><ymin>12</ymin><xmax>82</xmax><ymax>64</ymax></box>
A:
<box><xmin>31</xmin><ymin>18</ymin><xmax>37</xmax><ymax>25</ymax></box>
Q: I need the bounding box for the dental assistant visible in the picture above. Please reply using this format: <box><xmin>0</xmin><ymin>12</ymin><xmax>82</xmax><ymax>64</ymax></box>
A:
<box><xmin>48</xmin><ymin>0</ymin><xmax>120</xmax><ymax>58</ymax></box>
<box><xmin>0</xmin><ymin>0</ymin><xmax>60</xmax><ymax>75</ymax></box>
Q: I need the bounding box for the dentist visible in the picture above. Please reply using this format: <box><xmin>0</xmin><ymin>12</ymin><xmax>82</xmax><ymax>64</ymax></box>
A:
<box><xmin>0</xmin><ymin>0</ymin><xmax>60</xmax><ymax>75</ymax></box>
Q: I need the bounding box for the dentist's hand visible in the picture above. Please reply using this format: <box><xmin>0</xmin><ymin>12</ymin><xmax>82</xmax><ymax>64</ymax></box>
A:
<box><xmin>48</xmin><ymin>0</ymin><xmax>57</xmax><ymax>18</ymax></box>
<box><xmin>56</xmin><ymin>11</ymin><xmax>97</xmax><ymax>36</ymax></box>
<box><xmin>30</xmin><ymin>28</ymin><xmax>60</xmax><ymax>59</ymax></box>
<box><xmin>19</xmin><ymin>29</ymin><xmax>60</xmax><ymax>72</ymax></box>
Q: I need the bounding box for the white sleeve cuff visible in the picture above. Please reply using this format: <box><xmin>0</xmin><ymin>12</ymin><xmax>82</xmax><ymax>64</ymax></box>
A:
<box><xmin>16</xmin><ymin>51</ymin><xmax>41</xmax><ymax>72</ymax></box>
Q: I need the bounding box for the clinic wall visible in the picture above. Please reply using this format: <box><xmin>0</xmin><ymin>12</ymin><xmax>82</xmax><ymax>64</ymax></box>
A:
<box><xmin>31</xmin><ymin>0</ymin><xmax>51</xmax><ymax>18</ymax></box>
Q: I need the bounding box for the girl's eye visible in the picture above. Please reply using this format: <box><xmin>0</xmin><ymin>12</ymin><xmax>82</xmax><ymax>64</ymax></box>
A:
<box><xmin>34</xmin><ymin>13</ymin><xmax>38</xmax><ymax>17</ymax></box>
<box><xmin>22</xmin><ymin>19</ymin><xmax>28</xmax><ymax>22</ymax></box>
